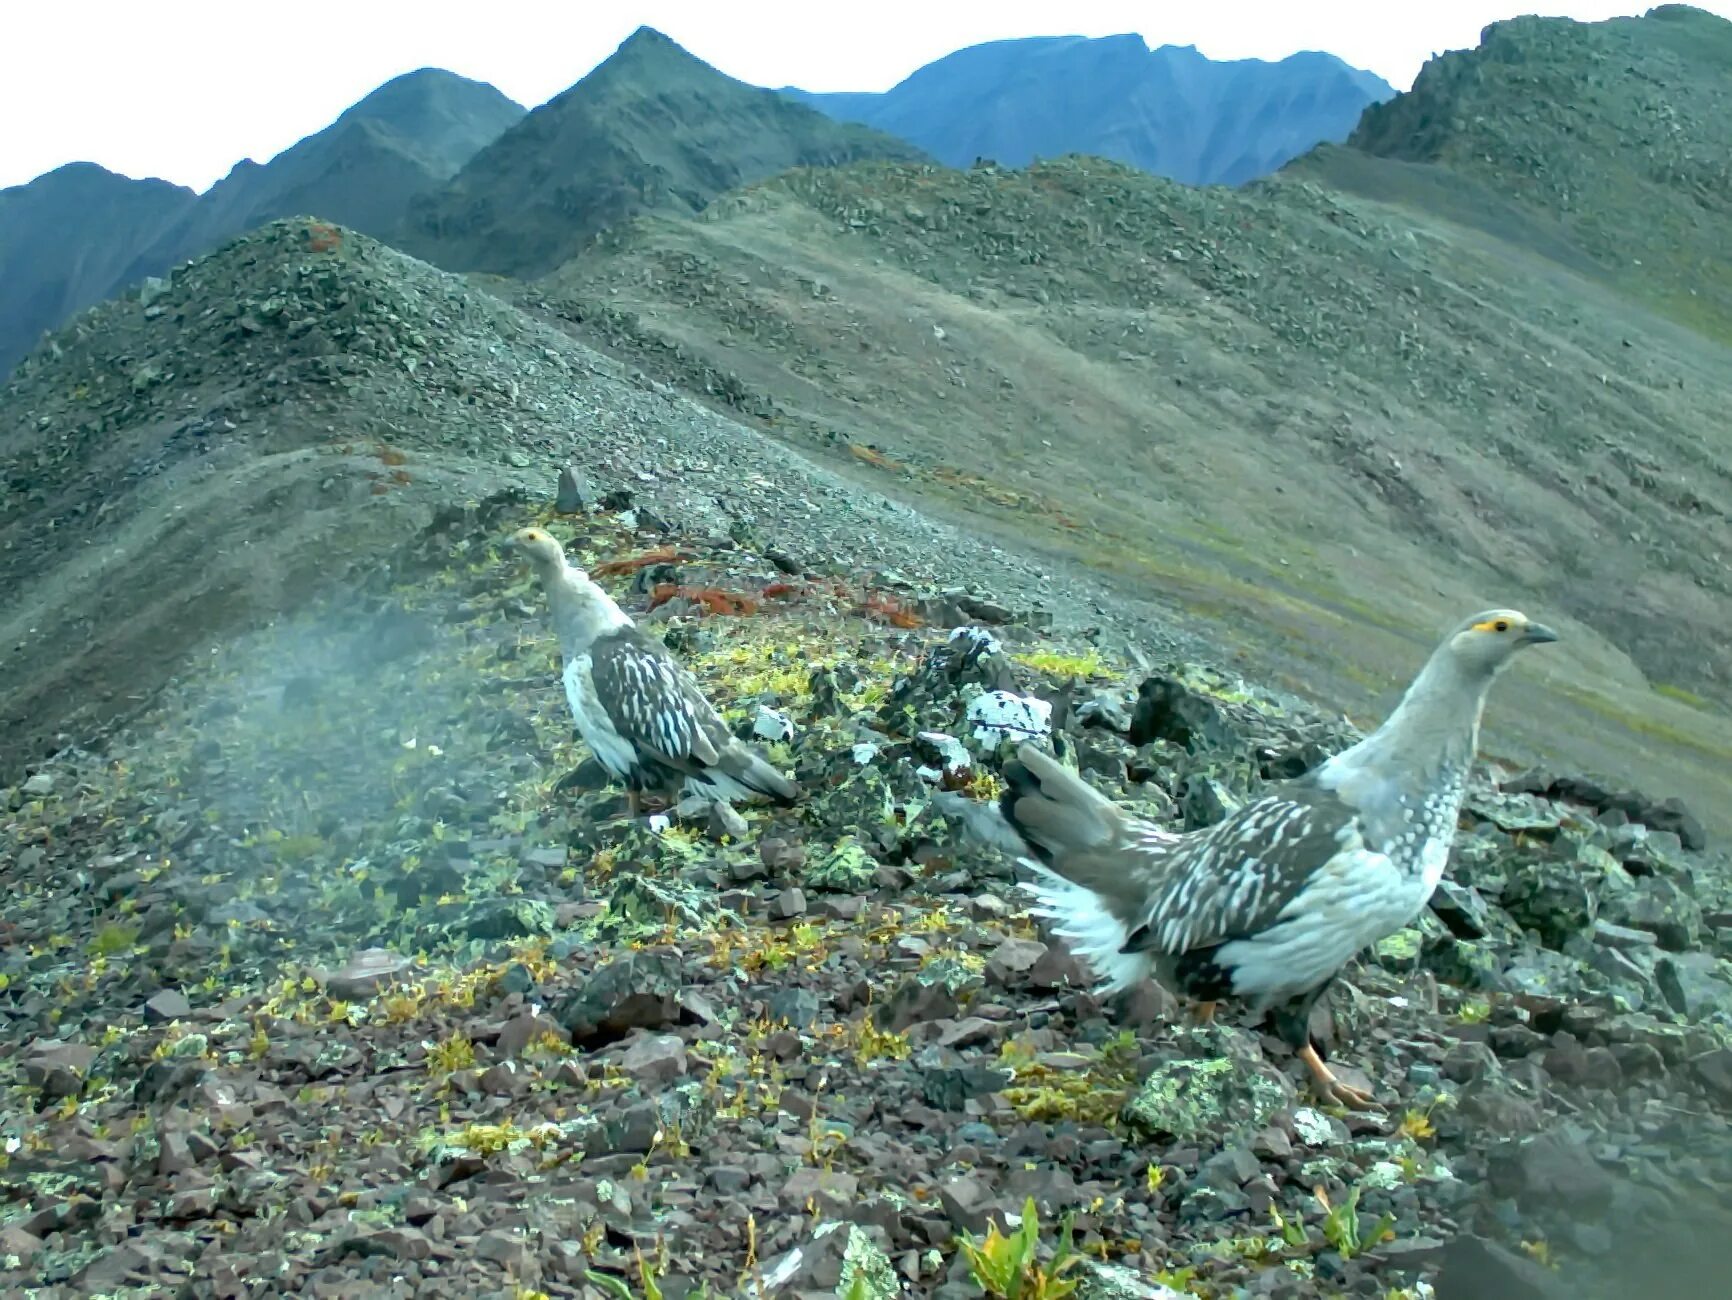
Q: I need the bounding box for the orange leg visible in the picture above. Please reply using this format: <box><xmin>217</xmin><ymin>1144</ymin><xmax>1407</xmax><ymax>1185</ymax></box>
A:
<box><xmin>1297</xmin><ymin>1042</ymin><xmax>1379</xmax><ymax>1110</ymax></box>
<box><xmin>1190</xmin><ymin>1000</ymin><xmax>1219</xmax><ymax>1026</ymax></box>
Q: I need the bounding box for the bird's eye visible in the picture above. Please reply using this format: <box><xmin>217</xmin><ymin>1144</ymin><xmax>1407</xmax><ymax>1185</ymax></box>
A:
<box><xmin>1494</xmin><ymin>620</ymin><xmax>1509</xmax><ymax>632</ymax></box>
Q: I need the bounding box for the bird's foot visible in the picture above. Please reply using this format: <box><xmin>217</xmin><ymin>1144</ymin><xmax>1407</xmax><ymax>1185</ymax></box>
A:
<box><xmin>1189</xmin><ymin>1000</ymin><xmax>1219</xmax><ymax>1027</ymax></box>
<box><xmin>552</xmin><ymin>767</ymin><xmax>589</xmax><ymax>795</ymax></box>
<box><xmin>624</xmin><ymin>790</ymin><xmax>678</xmax><ymax>822</ymax></box>
<box><xmin>1298</xmin><ymin>1043</ymin><xmax>1381</xmax><ymax>1111</ymax></box>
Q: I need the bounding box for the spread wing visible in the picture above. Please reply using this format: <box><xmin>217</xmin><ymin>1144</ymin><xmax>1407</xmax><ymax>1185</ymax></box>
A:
<box><xmin>1122</xmin><ymin>780</ymin><xmax>1367</xmax><ymax>956</ymax></box>
<box><xmin>585</xmin><ymin>627</ymin><xmax>733</xmax><ymax>776</ymax></box>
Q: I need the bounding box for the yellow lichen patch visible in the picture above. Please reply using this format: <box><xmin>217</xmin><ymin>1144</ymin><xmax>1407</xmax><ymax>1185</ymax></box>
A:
<box><xmin>997</xmin><ymin>1029</ymin><xmax>1142</xmax><ymax>1125</ymax></box>
<box><xmin>426</xmin><ymin>1031</ymin><xmax>476</xmax><ymax>1075</ymax></box>
<box><xmin>1012</xmin><ymin>648</ymin><xmax>1115</xmax><ymax>680</ymax></box>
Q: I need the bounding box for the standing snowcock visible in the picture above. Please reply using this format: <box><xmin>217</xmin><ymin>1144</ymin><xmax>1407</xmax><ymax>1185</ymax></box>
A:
<box><xmin>511</xmin><ymin>527</ymin><xmax>801</xmax><ymax>816</ymax></box>
<box><xmin>989</xmin><ymin>608</ymin><xmax>1558</xmax><ymax>1108</ymax></box>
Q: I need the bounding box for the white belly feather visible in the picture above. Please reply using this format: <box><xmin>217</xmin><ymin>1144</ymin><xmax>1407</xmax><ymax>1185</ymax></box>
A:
<box><xmin>564</xmin><ymin>655</ymin><xmax>639</xmax><ymax>779</ymax></box>
<box><xmin>1218</xmin><ymin>841</ymin><xmax>1440</xmax><ymax>1006</ymax></box>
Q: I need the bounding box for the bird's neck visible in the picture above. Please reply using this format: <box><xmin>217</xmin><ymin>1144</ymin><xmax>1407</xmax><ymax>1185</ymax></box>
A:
<box><xmin>541</xmin><ymin>563</ymin><xmax>631</xmax><ymax>657</ymax></box>
<box><xmin>1329</xmin><ymin>651</ymin><xmax>1493</xmax><ymax>791</ymax></box>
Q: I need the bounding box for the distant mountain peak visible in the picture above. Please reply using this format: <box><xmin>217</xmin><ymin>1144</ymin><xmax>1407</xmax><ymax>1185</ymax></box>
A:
<box><xmin>786</xmin><ymin>33</ymin><xmax>1394</xmax><ymax>188</ymax></box>
<box><xmin>398</xmin><ymin>25</ymin><xmax>926</xmax><ymax>278</ymax></box>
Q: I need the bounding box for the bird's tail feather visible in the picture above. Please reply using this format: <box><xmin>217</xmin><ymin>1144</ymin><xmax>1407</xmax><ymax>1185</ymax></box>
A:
<box><xmin>1019</xmin><ymin>861</ymin><xmax>1154</xmax><ymax>995</ymax></box>
<box><xmin>969</xmin><ymin>743</ymin><xmax>1158</xmax><ymax>993</ymax></box>
<box><xmin>997</xmin><ymin>742</ymin><xmax>1126</xmax><ymax>866</ymax></box>
<box><xmin>698</xmin><ymin>743</ymin><xmax>800</xmax><ymax>806</ymax></box>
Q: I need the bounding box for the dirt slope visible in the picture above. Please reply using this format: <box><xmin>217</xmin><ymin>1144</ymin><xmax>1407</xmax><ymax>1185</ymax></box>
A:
<box><xmin>523</xmin><ymin>153</ymin><xmax>1732</xmax><ymax>835</ymax></box>
<box><xmin>0</xmin><ymin>216</ymin><xmax>1186</xmax><ymax>790</ymax></box>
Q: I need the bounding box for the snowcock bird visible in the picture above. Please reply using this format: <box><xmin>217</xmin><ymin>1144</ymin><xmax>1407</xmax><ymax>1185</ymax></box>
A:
<box><xmin>511</xmin><ymin>527</ymin><xmax>801</xmax><ymax>816</ymax></box>
<box><xmin>990</xmin><ymin>608</ymin><xmax>1558</xmax><ymax>1107</ymax></box>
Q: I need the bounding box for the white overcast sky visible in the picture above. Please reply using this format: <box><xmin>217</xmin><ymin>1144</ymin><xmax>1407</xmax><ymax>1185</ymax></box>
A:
<box><xmin>2</xmin><ymin>1</ymin><xmax>1725</xmax><ymax>192</ymax></box>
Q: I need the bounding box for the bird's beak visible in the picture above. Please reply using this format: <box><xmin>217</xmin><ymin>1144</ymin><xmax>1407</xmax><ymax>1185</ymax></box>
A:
<box><xmin>1519</xmin><ymin>622</ymin><xmax>1559</xmax><ymax>645</ymax></box>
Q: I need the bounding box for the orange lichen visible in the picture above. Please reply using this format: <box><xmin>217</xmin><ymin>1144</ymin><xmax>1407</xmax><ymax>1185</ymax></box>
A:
<box><xmin>861</xmin><ymin>592</ymin><xmax>922</xmax><ymax>629</ymax></box>
<box><xmin>592</xmin><ymin>548</ymin><xmax>694</xmax><ymax>577</ymax></box>
<box><xmin>645</xmin><ymin>584</ymin><xmax>761</xmax><ymax>617</ymax></box>
<box><xmin>307</xmin><ymin>222</ymin><xmax>342</xmax><ymax>253</ymax></box>
<box><xmin>848</xmin><ymin>443</ymin><xmax>906</xmax><ymax>473</ymax></box>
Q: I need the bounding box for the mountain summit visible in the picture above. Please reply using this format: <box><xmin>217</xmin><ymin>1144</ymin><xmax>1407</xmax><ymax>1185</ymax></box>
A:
<box><xmin>1333</xmin><ymin>3</ymin><xmax>1732</xmax><ymax>339</ymax></box>
<box><xmin>0</xmin><ymin>163</ymin><xmax>195</xmax><ymax>377</ymax></box>
<box><xmin>783</xmin><ymin>34</ymin><xmax>1395</xmax><ymax>187</ymax></box>
<box><xmin>0</xmin><ymin>68</ymin><xmax>523</xmax><ymax>379</ymax></box>
<box><xmin>397</xmin><ymin>27</ymin><xmax>929</xmax><ymax>278</ymax></box>
<box><xmin>124</xmin><ymin>67</ymin><xmax>526</xmax><ymax>283</ymax></box>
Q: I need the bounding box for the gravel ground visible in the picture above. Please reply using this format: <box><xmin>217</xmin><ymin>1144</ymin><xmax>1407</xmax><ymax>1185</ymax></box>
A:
<box><xmin>2</xmin><ymin>490</ymin><xmax>1728</xmax><ymax>1299</ymax></box>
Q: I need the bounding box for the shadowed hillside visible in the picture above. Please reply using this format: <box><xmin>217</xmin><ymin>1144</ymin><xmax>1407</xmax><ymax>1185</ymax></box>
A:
<box><xmin>123</xmin><ymin>68</ymin><xmax>526</xmax><ymax>282</ymax></box>
<box><xmin>0</xmin><ymin>163</ymin><xmax>196</xmax><ymax>376</ymax></box>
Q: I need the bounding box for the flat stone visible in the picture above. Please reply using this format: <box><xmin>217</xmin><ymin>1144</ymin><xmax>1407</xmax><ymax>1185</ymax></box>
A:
<box><xmin>144</xmin><ymin>989</ymin><xmax>193</xmax><ymax>1024</ymax></box>
<box><xmin>1122</xmin><ymin>1055</ymin><xmax>1292</xmax><ymax>1146</ymax></box>
<box><xmin>1433</xmin><ymin>1234</ymin><xmax>1571</xmax><ymax>1300</ymax></box>
<box><xmin>326</xmin><ymin>948</ymin><xmax>413</xmax><ymax>1000</ymax></box>
<box><xmin>0</xmin><ymin>1224</ymin><xmax>43</xmax><ymax>1263</ymax></box>
<box><xmin>984</xmin><ymin>937</ymin><xmax>1048</xmax><ymax>985</ymax></box>
<box><xmin>618</xmin><ymin>1033</ymin><xmax>689</xmax><ymax>1086</ymax></box>
<box><xmin>780</xmin><ymin>1167</ymin><xmax>858</xmax><ymax>1213</ymax></box>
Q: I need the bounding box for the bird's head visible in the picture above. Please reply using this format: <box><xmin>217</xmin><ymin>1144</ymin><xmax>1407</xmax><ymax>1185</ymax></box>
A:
<box><xmin>1444</xmin><ymin>608</ymin><xmax>1559</xmax><ymax>675</ymax></box>
<box><xmin>511</xmin><ymin>526</ymin><xmax>578</xmax><ymax>576</ymax></box>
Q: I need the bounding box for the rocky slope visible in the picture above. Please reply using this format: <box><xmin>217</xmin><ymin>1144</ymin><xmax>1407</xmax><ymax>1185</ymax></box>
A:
<box><xmin>1315</xmin><ymin>3</ymin><xmax>1732</xmax><ymax>342</ymax></box>
<box><xmin>0</xmin><ymin>215</ymin><xmax>1176</xmax><ymax>802</ymax></box>
<box><xmin>0</xmin><ymin>69</ymin><xmax>523</xmax><ymax>385</ymax></box>
<box><xmin>396</xmin><ymin>27</ymin><xmax>929</xmax><ymax>280</ymax></box>
<box><xmin>3</xmin><ymin>11</ymin><xmax>1731</xmax><ymax>1297</ymax></box>
<box><xmin>783</xmin><ymin>35</ymin><xmax>1393</xmax><ymax>187</ymax></box>
<box><xmin>0</xmin><ymin>163</ymin><xmax>196</xmax><ymax>378</ymax></box>
<box><xmin>524</xmin><ymin>142</ymin><xmax>1732</xmax><ymax>833</ymax></box>
<box><xmin>0</xmin><ymin>484</ymin><xmax>1727</xmax><ymax>1298</ymax></box>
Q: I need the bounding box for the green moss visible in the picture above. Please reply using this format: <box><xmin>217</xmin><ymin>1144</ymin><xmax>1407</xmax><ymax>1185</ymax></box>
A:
<box><xmin>1121</xmin><ymin>1053</ymin><xmax>1288</xmax><ymax>1142</ymax></box>
<box><xmin>1011</xmin><ymin>648</ymin><xmax>1114</xmax><ymax>680</ymax></box>
<box><xmin>999</xmin><ymin>1029</ymin><xmax>1142</xmax><ymax>1125</ymax></box>
<box><xmin>1653</xmin><ymin>681</ymin><xmax>1709</xmax><ymax>710</ymax></box>
<box><xmin>88</xmin><ymin>923</ymin><xmax>140</xmax><ymax>958</ymax></box>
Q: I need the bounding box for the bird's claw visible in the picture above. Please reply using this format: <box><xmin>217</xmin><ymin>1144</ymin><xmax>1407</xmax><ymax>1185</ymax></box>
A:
<box><xmin>1297</xmin><ymin>1043</ymin><xmax>1382</xmax><ymax>1112</ymax></box>
<box><xmin>1319</xmin><ymin>1078</ymin><xmax>1381</xmax><ymax>1111</ymax></box>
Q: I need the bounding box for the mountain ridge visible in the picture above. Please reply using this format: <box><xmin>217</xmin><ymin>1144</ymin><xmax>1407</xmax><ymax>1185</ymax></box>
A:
<box><xmin>782</xmin><ymin>33</ymin><xmax>1396</xmax><ymax>186</ymax></box>
<box><xmin>122</xmin><ymin>67</ymin><xmax>526</xmax><ymax>284</ymax></box>
<box><xmin>0</xmin><ymin>68</ymin><xmax>524</xmax><ymax>379</ymax></box>
<box><xmin>0</xmin><ymin>163</ymin><xmax>197</xmax><ymax>376</ymax></box>
<box><xmin>395</xmin><ymin>26</ymin><xmax>930</xmax><ymax>278</ymax></box>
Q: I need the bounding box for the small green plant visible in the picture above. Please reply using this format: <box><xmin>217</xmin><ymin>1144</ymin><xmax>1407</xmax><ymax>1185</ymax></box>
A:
<box><xmin>88</xmin><ymin>923</ymin><xmax>140</xmax><ymax>957</ymax></box>
<box><xmin>426</xmin><ymin>1030</ymin><xmax>476</xmax><ymax>1075</ymax></box>
<box><xmin>1269</xmin><ymin>1203</ymin><xmax>1310</xmax><ymax>1251</ymax></box>
<box><xmin>1315</xmin><ymin>1185</ymin><xmax>1395</xmax><ymax>1260</ymax></box>
<box><xmin>586</xmin><ymin>1245</ymin><xmax>665</xmax><ymax>1300</ymax></box>
<box><xmin>957</xmin><ymin>1196</ymin><xmax>1084</xmax><ymax>1299</ymax></box>
<box><xmin>1455</xmin><ymin>998</ymin><xmax>1492</xmax><ymax>1024</ymax></box>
